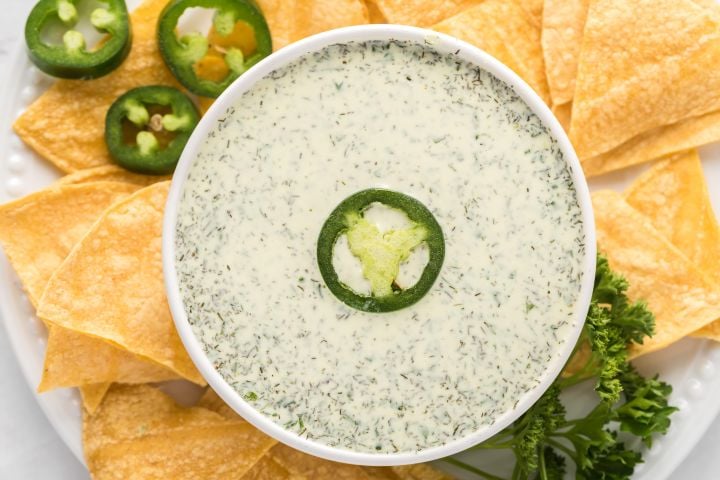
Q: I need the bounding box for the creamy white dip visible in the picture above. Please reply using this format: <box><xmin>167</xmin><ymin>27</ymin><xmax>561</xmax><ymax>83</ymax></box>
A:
<box><xmin>175</xmin><ymin>40</ymin><xmax>586</xmax><ymax>454</ymax></box>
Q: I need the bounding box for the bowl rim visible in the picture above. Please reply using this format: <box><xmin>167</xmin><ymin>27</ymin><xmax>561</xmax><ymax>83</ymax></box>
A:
<box><xmin>162</xmin><ymin>24</ymin><xmax>597</xmax><ymax>467</ymax></box>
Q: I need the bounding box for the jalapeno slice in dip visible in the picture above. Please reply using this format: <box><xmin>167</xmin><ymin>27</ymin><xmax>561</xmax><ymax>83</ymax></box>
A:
<box><xmin>105</xmin><ymin>86</ymin><xmax>200</xmax><ymax>174</ymax></box>
<box><xmin>25</xmin><ymin>0</ymin><xmax>131</xmax><ymax>79</ymax></box>
<box><xmin>157</xmin><ymin>0</ymin><xmax>272</xmax><ymax>98</ymax></box>
<box><xmin>317</xmin><ymin>189</ymin><xmax>445</xmax><ymax>313</ymax></box>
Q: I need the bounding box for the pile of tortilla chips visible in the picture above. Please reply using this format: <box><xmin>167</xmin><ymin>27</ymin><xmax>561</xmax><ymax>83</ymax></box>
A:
<box><xmin>4</xmin><ymin>0</ymin><xmax>720</xmax><ymax>478</ymax></box>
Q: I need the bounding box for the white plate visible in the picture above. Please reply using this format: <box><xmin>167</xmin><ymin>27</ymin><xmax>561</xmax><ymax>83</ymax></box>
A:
<box><xmin>3</xmin><ymin>2</ymin><xmax>720</xmax><ymax>476</ymax></box>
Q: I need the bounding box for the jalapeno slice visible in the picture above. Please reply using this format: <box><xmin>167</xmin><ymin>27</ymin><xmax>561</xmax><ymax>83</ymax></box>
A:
<box><xmin>25</xmin><ymin>0</ymin><xmax>131</xmax><ymax>79</ymax></box>
<box><xmin>105</xmin><ymin>86</ymin><xmax>200</xmax><ymax>174</ymax></box>
<box><xmin>157</xmin><ymin>0</ymin><xmax>272</xmax><ymax>98</ymax></box>
<box><xmin>317</xmin><ymin>189</ymin><xmax>445</xmax><ymax>313</ymax></box>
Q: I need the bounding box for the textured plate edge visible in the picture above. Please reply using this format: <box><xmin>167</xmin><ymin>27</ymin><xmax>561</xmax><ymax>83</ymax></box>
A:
<box><xmin>0</xmin><ymin>44</ymin><xmax>86</xmax><ymax>464</ymax></box>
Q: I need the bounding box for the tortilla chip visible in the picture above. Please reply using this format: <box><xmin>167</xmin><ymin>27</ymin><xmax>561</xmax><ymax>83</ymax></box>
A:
<box><xmin>368</xmin><ymin>0</ymin><xmax>482</xmax><ymax>26</ymax></box>
<box><xmin>391</xmin><ymin>465</ymin><xmax>454</xmax><ymax>480</ymax></box>
<box><xmin>432</xmin><ymin>0</ymin><xmax>551</xmax><ymax>104</ymax></box>
<box><xmin>38</xmin><ymin>182</ymin><xmax>204</xmax><ymax>385</ymax></box>
<box><xmin>592</xmin><ymin>190</ymin><xmax>720</xmax><ymax>356</ymax></box>
<box><xmin>80</xmin><ymin>383</ymin><xmax>111</xmax><ymax>414</ymax></box>
<box><xmin>624</xmin><ymin>150</ymin><xmax>720</xmax><ymax>341</ymax></box>
<box><xmin>257</xmin><ymin>0</ymin><xmax>369</xmax><ymax>51</ymax></box>
<box><xmin>570</xmin><ymin>0</ymin><xmax>720</xmax><ymax>159</ymax></box>
<box><xmin>541</xmin><ymin>0</ymin><xmax>590</xmax><ymax>106</ymax></box>
<box><xmin>57</xmin><ymin>166</ymin><xmax>170</xmax><ymax>187</ymax></box>
<box><xmin>13</xmin><ymin>0</ymin><xmax>181</xmax><ymax>173</ymax></box>
<box><xmin>0</xmin><ymin>182</ymin><xmax>137</xmax><ymax>306</ymax></box>
<box><xmin>552</xmin><ymin>102</ymin><xmax>572</xmax><ymax>132</ymax></box>
<box><xmin>242</xmin><ymin>456</ymin><xmax>305</xmax><ymax>480</ymax></box>
<box><xmin>581</xmin><ymin>110</ymin><xmax>720</xmax><ymax>177</ymax></box>
<box><xmin>84</xmin><ymin>384</ymin><xmax>276</xmax><ymax>480</ymax></box>
<box><xmin>40</xmin><ymin>325</ymin><xmax>179</xmax><ymax>392</ymax></box>
<box><xmin>519</xmin><ymin>0</ymin><xmax>544</xmax><ymax>28</ymax></box>
<box><xmin>365</xmin><ymin>1</ymin><xmax>388</xmax><ymax>23</ymax></box>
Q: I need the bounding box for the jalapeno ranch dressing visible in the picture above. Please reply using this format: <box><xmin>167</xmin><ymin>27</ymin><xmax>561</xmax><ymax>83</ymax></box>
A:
<box><xmin>175</xmin><ymin>40</ymin><xmax>586</xmax><ymax>454</ymax></box>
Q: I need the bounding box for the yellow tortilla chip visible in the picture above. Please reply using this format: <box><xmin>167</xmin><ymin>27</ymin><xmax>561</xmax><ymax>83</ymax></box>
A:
<box><xmin>84</xmin><ymin>384</ymin><xmax>276</xmax><ymax>480</ymax></box>
<box><xmin>57</xmin><ymin>166</ymin><xmax>170</xmax><ymax>187</ymax></box>
<box><xmin>0</xmin><ymin>182</ymin><xmax>136</xmax><ymax>306</ymax></box>
<box><xmin>570</xmin><ymin>0</ymin><xmax>720</xmax><ymax>159</ymax></box>
<box><xmin>541</xmin><ymin>0</ymin><xmax>589</xmax><ymax>106</ymax></box>
<box><xmin>581</xmin><ymin>110</ymin><xmax>720</xmax><ymax>177</ymax></box>
<box><xmin>365</xmin><ymin>1</ymin><xmax>388</xmax><ymax>23</ymax></box>
<box><xmin>391</xmin><ymin>465</ymin><xmax>454</xmax><ymax>480</ymax></box>
<box><xmin>624</xmin><ymin>150</ymin><xmax>720</xmax><ymax>341</ymax></box>
<box><xmin>519</xmin><ymin>0</ymin><xmax>544</xmax><ymax>28</ymax></box>
<box><xmin>40</xmin><ymin>324</ymin><xmax>179</xmax><ymax>392</ymax></box>
<box><xmin>432</xmin><ymin>0</ymin><xmax>551</xmax><ymax>104</ymax></box>
<box><xmin>552</xmin><ymin>102</ymin><xmax>572</xmax><ymax>132</ymax></box>
<box><xmin>625</xmin><ymin>150</ymin><xmax>719</xmax><ymax>275</ymax></box>
<box><xmin>257</xmin><ymin>0</ymin><xmax>369</xmax><ymax>51</ymax></box>
<box><xmin>243</xmin><ymin>456</ymin><xmax>306</xmax><ymax>480</ymax></box>
<box><xmin>0</xmin><ymin>180</ymin><xmax>183</xmax><ymax>392</ymax></box>
<box><xmin>368</xmin><ymin>0</ymin><xmax>482</xmax><ymax>26</ymax></box>
<box><xmin>13</xmin><ymin>0</ymin><xmax>181</xmax><ymax>173</ymax></box>
<box><xmin>80</xmin><ymin>383</ymin><xmax>111</xmax><ymax>414</ymax></box>
<box><xmin>592</xmin><ymin>190</ymin><xmax>720</xmax><ymax>357</ymax></box>
<box><xmin>38</xmin><ymin>182</ymin><xmax>204</xmax><ymax>385</ymax></box>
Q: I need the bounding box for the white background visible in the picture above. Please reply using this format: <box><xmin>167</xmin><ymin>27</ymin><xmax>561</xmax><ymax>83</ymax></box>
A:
<box><xmin>0</xmin><ymin>1</ymin><xmax>719</xmax><ymax>478</ymax></box>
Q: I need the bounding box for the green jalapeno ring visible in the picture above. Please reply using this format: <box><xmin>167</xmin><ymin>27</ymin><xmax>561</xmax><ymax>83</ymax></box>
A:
<box><xmin>317</xmin><ymin>189</ymin><xmax>445</xmax><ymax>313</ymax></box>
<box><xmin>157</xmin><ymin>0</ymin><xmax>273</xmax><ymax>98</ymax></box>
<box><xmin>25</xmin><ymin>0</ymin><xmax>132</xmax><ymax>79</ymax></box>
<box><xmin>105</xmin><ymin>85</ymin><xmax>200</xmax><ymax>175</ymax></box>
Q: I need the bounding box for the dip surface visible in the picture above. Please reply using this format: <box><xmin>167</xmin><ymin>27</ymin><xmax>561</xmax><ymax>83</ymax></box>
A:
<box><xmin>175</xmin><ymin>40</ymin><xmax>586</xmax><ymax>454</ymax></box>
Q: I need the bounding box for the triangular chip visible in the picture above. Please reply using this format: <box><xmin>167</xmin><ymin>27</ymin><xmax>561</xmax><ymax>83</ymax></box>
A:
<box><xmin>40</xmin><ymin>325</ymin><xmax>179</xmax><ymax>392</ymax></box>
<box><xmin>625</xmin><ymin>150</ymin><xmax>720</xmax><ymax>275</ymax></box>
<box><xmin>581</xmin><ymin>110</ymin><xmax>720</xmax><ymax>177</ymax></box>
<box><xmin>84</xmin><ymin>385</ymin><xmax>276</xmax><ymax>480</ymax></box>
<box><xmin>624</xmin><ymin>150</ymin><xmax>720</xmax><ymax>341</ymax></box>
<box><xmin>368</xmin><ymin>0</ymin><xmax>482</xmax><ymax>26</ymax></box>
<box><xmin>0</xmin><ymin>180</ymin><xmax>184</xmax><ymax>392</ymax></box>
<box><xmin>38</xmin><ymin>182</ymin><xmax>204</xmax><ymax>385</ymax></box>
<box><xmin>570</xmin><ymin>0</ymin><xmax>720</xmax><ymax>159</ymax></box>
<box><xmin>432</xmin><ymin>0</ymin><xmax>550</xmax><ymax>104</ymax></box>
<box><xmin>592</xmin><ymin>190</ymin><xmax>720</xmax><ymax>356</ymax></box>
<box><xmin>13</xmin><ymin>0</ymin><xmax>181</xmax><ymax>172</ymax></box>
<box><xmin>80</xmin><ymin>383</ymin><xmax>112</xmax><ymax>414</ymax></box>
<box><xmin>0</xmin><ymin>182</ymin><xmax>136</xmax><ymax>306</ymax></box>
<box><xmin>541</xmin><ymin>0</ymin><xmax>590</xmax><ymax>106</ymax></box>
<box><xmin>257</xmin><ymin>0</ymin><xmax>369</xmax><ymax>51</ymax></box>
<box><xmin>57</xmin><ymin>165</ymin><xmax>170</xmax><ymax>187</ymax></box>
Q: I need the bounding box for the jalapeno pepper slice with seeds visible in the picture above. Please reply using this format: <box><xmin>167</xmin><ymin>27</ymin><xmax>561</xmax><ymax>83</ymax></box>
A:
<box><xmin>317</xmin><ymin>189</ymin><xmax>445</xmax><ymax>313</ymax></box>
<box><xmin>105</xmin><ymin>86</ymin><xmax>200</xmax><ymax>174</ymax></box>
<box><xmin>157</xmin><ymin>0</ymin><xmax>272</xmax><ymax>98</ymax></box>
<box><xmin>25</xmin><ymin>0</ymin><xmax>131</xmax><ymax>79</ymax></box>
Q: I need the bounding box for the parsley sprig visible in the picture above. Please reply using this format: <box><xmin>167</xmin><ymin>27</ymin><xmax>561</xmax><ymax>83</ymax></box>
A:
<box><xmin>446</xmin><ymin>256</ymin><xmax>677</xmax><ymax>479</ymax></box>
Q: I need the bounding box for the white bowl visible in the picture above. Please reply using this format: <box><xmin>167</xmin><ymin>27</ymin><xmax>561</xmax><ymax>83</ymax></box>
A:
<box><xmin>163</xmin><ymin>24</ymin><xmax>596</xmax><ymax>467</ymax></box>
